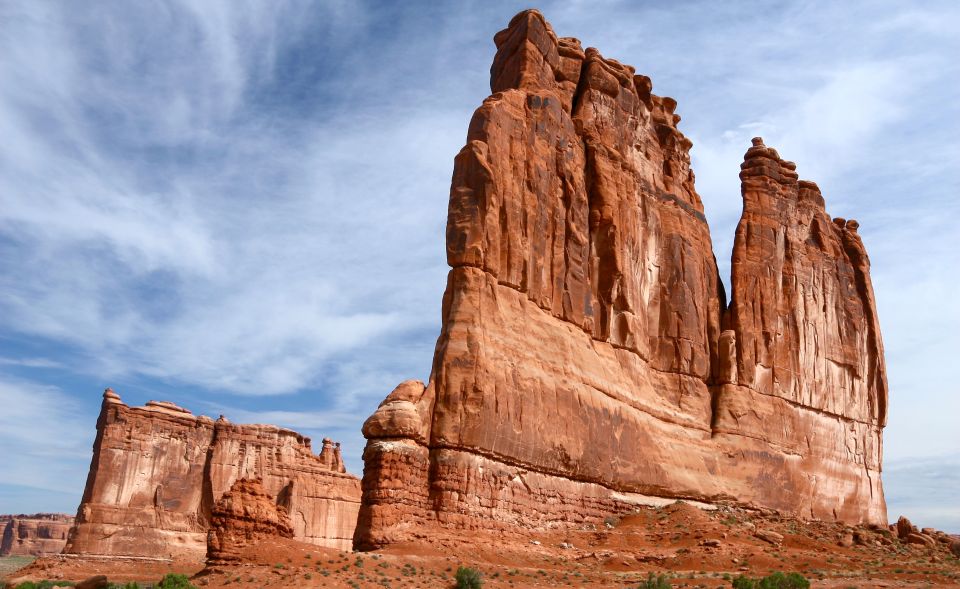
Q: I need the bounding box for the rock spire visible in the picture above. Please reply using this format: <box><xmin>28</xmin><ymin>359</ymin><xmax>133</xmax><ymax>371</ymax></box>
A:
<box><xmin>354</xmin><ymin>9</ymin><xmax>887</xmax><ymax>549</ymax></box>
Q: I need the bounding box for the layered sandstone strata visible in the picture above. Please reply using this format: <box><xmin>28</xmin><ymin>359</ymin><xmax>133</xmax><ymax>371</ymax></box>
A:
<box><xmin>355</xmin><ymin>9</ymin><xmax>887</xmax><ymax>548</ymax></box>
<box><xmin>0</xmin><ymin>514</ymin><xmax>73</xmax><ymax>556</ymax></box>
<box><xmin>64</xmin><ymin>389</ymin><xmax>360</xmax><ymax>558</ymax></box>
<box><xmin>206</xmin><ymin>478</ymin><xmax>293</xmax><ymax>565</ymax></box>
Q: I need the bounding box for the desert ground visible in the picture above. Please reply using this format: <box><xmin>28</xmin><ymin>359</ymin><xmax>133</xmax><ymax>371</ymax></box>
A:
<box><xmin>5</xmin><ymin>502</ymin><xmax>959</xmax><ymax>588</ymax></box>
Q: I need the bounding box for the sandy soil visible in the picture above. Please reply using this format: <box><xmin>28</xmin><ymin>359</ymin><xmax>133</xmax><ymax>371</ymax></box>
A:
<box><xmin>5</xmin><ymin>503</ymin><xmax>959</xmax><ymax>588</ymax></box>
<box><xmin>0</xmin><ymin>558</ymin><xmax>35</xmax><ymax>580</ymax></box>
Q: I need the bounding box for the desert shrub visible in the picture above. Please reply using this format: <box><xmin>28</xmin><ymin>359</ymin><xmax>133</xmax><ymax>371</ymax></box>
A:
<box><xmin>637</xmin><ymin>572</ymin><xmax>671</xmax><ymax>589</ymax></box>
<box><xmin>156</xmin><ymin>574</ymin><xmax>195</xmax><ymax>589</ymax></box>
<box><xmin>454</xmin><ymin>566</ymin><xmax>483</xmax><ymax>589</ymax></box>
<box><xmin>732</xmin><ymin>572</ymin><xmax>809</xmax><ymax>589</ymax></box>
<box><xmin>17</xmin><ymin>582</ymin><xmax>73</xmax><ymax>589</ymax></box>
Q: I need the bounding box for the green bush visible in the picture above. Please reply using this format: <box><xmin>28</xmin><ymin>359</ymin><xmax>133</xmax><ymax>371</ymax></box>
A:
<box><xmin>637</xmin><ymin>573</ymin><xmax>671</xmax><ymax>589</ymax></box>
<box><xmin>732</xmin><ymin>572</ymin><xmax>809</xmax><ymax>589</ymax></box>
<box><xmin>454</xmin><ymin>566</ymin><xmax>483</xmax><ymax>589</ymax></box>
<box><xmin>156</xmin><ymin>574</ymin><xmax>195</xmax><ymax>589</ymax></box>
<box><xmin>16</xmin><ymin>582</ymin><xmax>74</xmax><ymax>589</ymax></box>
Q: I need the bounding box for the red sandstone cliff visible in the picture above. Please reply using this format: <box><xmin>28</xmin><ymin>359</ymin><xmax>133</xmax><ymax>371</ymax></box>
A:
<box><xmin>0</xmin><ymin>514</ymin><xmax>73</xmax><ymax>556</ymax></box>
<box><xmin>354</xmin><ymin>10</ymin><xmax>887</xmax><ymax>549</ymax></box>
<box><xmin>64</xmin><ymin>389</ymin><xmax>360</xmax><ymax>558</ymax></box>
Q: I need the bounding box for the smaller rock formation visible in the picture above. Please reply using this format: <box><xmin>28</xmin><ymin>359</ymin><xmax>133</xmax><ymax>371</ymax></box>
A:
<box><xmin>0</xmin><ymin>514</ymin><xmax>74</xmax><ymax>556</ymax></box>
<box><xmin>65</xmin><ymin>389</ymin><xmax>360</xmax><ymax>558</ymax></box>
<box><xmin>896</xmin><ymin>516</ymin><xmax>917</xmax><ymax>540</ymax></box>
<box><xmin>206</xmin><ymin>479</ymin><xmax>293</xmax><ymax>565</ymax></box>
<box><xmin>318</xmin><ymin>438</ymin><xmax>347</xmax><ymax>473</ymax></box>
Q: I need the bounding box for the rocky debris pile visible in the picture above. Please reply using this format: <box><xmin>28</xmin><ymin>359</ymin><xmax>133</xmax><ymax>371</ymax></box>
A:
<box><xmin>206</xmin><ymin>479</ymin><xmax>294</xmax><ymax>565</ymax></box>
<box><xmin>64</xmin><ymin>389</ymin><xmax>360</xmax><ymax>559</ymax></box>
<box><xmin>355</xmin><ymin>9</ymin><xmax>888</xmax><ymax>550</ymax></box>
<box><xmin>0</xmin><ymin>513</ymin><xmax>74</xmax><ymax>556</ymax></box>
<box><xmin>892</xmin><ymin>516</ymin><xmax>958</xmax><ymax>552</ymax></box>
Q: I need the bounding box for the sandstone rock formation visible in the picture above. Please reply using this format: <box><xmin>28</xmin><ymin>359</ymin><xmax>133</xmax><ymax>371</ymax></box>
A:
<box><xmin>206</xmin><ymin>478</ymin><xmax>293</xmax><ymax>565</ymax></box>
<box><xmin>896</xmin><ymin>515</ymin><xmax>918</xmax><ymax>540</ymax></box>
<box><xmin>0</xmin><ymin>514</ymin><xmax>73</xmax><ymax>556</ymax></box>
<box><xmin>355</xmin><ymin>9</ymin><xmax>888</xmax><ymax>549</ymax></box>
<box><xmin>64</xmin><ymin>389</ymin><xmax>360</xmax><ymax>558</ymax></box>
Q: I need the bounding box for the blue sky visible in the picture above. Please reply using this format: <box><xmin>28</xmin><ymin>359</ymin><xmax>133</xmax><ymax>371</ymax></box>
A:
<box><xmin>0</xmin><ymin>1</ymin><xmax>957</xmax><ymax>531</ymax></box>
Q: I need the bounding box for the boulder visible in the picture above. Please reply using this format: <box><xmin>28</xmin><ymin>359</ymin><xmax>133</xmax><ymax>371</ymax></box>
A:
<box><xmin>897</xmin><ymin>516</ymin><xmax>917</xmax><ymax>540</ymax></box>
<box><xmin>905</xmin><ymin>533</ymin><xmax>936</xmax><ymax>548</ymax></box>
<box><xmin>756</xmin><ymin>530</ymin><xmax>784</xmax><ymax>546</ymax></box>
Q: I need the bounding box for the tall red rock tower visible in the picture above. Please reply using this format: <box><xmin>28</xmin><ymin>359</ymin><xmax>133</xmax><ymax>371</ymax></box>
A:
<box><xmin>354</xmin><ymin>10</ymin><xmax>887</xmax><ymax>549</ymax></box>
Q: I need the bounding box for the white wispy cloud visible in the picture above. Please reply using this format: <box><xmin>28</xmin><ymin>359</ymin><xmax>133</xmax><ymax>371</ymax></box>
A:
<box><xmin>0</xmin><ymin>1</ymin><xmax>457</xmax><ymax>395</ymax></box>
<box><xmin>0</xmin><ymin>357</ymin><xmax>63</xmax><ymax>369</ymax></box>
<box><xmin>0</xmin><ymin>376</ymin><xmax>93</xmax><ymax>494</ymax></box>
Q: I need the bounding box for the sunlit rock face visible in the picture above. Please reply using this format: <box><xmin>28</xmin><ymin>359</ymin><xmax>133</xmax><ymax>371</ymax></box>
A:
<box><xmin>0</xmin><ymin>514</ymin><xmax>74</xmax><ymax>556</ymax></box>
<box><xmin>206</xmin><ymin>478</ymin><xmax>294</xmax><ymax>565</ymax></box>
<box><xmin>354</xmin><ymin>9</ymin><xmax>887</xmax><ymax>549</ymax></box>
<box><xmin>64</xmin><ymin>389</ymin><xmax>360</xmax><ymax>558</ymax></box>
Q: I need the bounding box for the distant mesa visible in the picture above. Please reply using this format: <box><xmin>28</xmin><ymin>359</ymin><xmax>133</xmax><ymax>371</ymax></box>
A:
<box><xmin>0</xmin><ymin>514</ymin><xmax>74</xmax><ymax>557</ymax></box>
<box><xmin>63</xmin><ymin>388</ymin><xmax>361</xmax><ymax>559</ymax></box>
<box><xmin>354</xmin><ymin>9</ymin><xmax>887</xmax><ymax>549</ymax></box>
